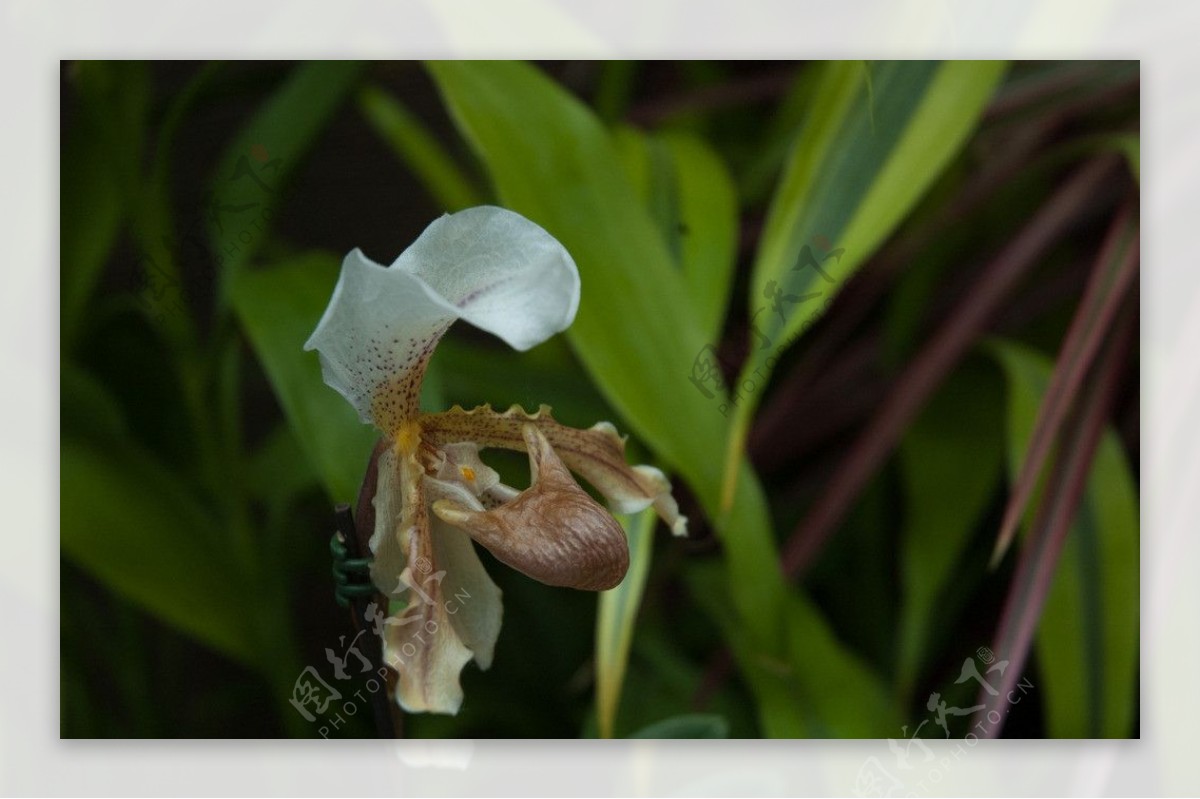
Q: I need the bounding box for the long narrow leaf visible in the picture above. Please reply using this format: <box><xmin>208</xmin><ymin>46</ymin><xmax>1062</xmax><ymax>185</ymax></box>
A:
<box><xmin>612</xmin><ymin>127</ymin><xmax>738</xmax><ymax>341</ymax></box>
<box><xmin>61</xmin><ymin>101</ymin><xmax>125</xmax><ymax>349</ymax></box>
<box><xmin>978</xmin><ymin>318</ymin><xmax>1136</xmax><ymax>736</ymax></box>
<box><xmin>721</xmin><ymin>60</ymin><xmax>1007</xmax><ymax>513</ymax></box>
<box><xmin>229</xmin><ymin>254</ymin><xmax>377</xmax><ymax>503</ymax></box>
<box><xmin>357</xmin><ymin>84</ymin><xmax>485</xmax><ymax>211</ymax></box>
<box><xmin>687</xmin><ymin>563</ymin><xmax>899</xmax><ymax>737</ymax></box>
<box><xmin>780</xmin><ymin>157</ymin><xmax>1121</xmax><ymax>577</ymax></box>
<box><xmin>595</xmin><ymin>509</ymin><xmax>657</xmax><ymax>738</ymax></box>
<box><xmin>61</xmin><ymin>438</ymin><xmax>258</xmax><ymax>666</ymax></box>
<box><xmin>986</xmin><ymin>336</ymin><xmax>1139</xmax><ymax>737</ymax></box>
<box><xmin>896</xmin><ymin>360</ymin><xmax>1005</xmax><ymax>697</ymax></box>
<box><xmin>210</xmin><ymin>61</ymin><xmax>364</xmax><ymax>298</ymax></box>
<box><xmin>427</xmin><ymin>60</ymin><xmax>787</xmax><ymax>648</ymax></box>
<box><xmin>992</xmin><ymin>203</ymin><xmax>1139</xmax><ymax>563</ymax></box>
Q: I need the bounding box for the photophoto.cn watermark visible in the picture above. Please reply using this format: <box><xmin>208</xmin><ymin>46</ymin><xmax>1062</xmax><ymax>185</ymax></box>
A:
<box><xmin>688</xmin><ymin>235</ymin><xmax>845</xmax><ymax>416</ymax></box>
<box><xmin>287</xmin><ymin>554</ymin><xmax>473</xmax><ymax>738</ymax></box>
<box><xmin>855</xmin><ymin>646</ymin><xmax>1035</xmax><ymax>798</ymax></box>
<box><xmin>127</xmin><ymin>144</ymin><xmax>282</xmax><ymax>325</ymax></box>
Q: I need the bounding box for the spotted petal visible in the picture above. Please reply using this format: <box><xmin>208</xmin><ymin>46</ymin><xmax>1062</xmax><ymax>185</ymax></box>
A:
<box><xmin>304</xmin><ymin>206</ymin><xmax>580</xmax><ymax>435</ymax></box>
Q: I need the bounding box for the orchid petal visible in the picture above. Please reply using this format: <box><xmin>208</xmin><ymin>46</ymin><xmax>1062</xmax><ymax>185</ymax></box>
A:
<box><xmin>396</xmin><ymin>206</ymin><xmax>580</xmax><ymax>352</ymax></box>
<box><xmin>366</xmin><ymin>448</ymin><xmax>504</xmax><ymax>714</ymax></box>
<box><xmin>434</xmin><ymin>442</ymin><xmax>503</xmax><ymax>498</ymax></box>
<box><xmin>375</xmin><ymin>442</ymin><xmax>486</xmax><ymax>715</ymax></box>
<box><xmin>304</xmin><ymin>206</ymin><xmax>580</xmax><ymax>434</ymax></box>
<box><xmin>422</xmin><ymin>404</ymin><xmax>689</xmax><ymax>536</ymax></box>
<box><xmin>384</xmin><ymin>592</ymin><xmax>474</xmax><ymax>714</ymax></box>
<box><xmin>420</xmin><ymin>472</ymin><xmax>503</xmax><ymax>669</ymax></box>
<box><xmin>366</xmin><ymin>445</ymin><xmax>408</xmax><ymax>602</ymax></box>
<box><xmin>428</xmin><ymin>513</ymin><xmax>503</xmax><ymax>670</ymax></box>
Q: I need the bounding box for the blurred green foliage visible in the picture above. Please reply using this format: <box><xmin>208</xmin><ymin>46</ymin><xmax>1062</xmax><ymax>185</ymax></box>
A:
<box><xmin>60</xmin><ymin>60</ymin><xmax>1139</xmax><ymax>738</ymax></box>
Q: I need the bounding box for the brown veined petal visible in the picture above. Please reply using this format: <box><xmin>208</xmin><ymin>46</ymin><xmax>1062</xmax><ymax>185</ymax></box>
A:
<box><xmin>431</xmin><ymin>424</ymin><xmax>630</xmax><ymax>592</ymax></box>
<box><xmin>383</xmin><ymin>584</ymin><xmax>474</xmax><ymax>714</ymax></box>
<box><xmin>375</xmin><ymin>438</ymin><xmax>484</xmax><ymax>715</ymax></box>
<box><xmin>421</xmin><ymin>404</ymin><xmax>688</xmax><ymax>536</ymax></box>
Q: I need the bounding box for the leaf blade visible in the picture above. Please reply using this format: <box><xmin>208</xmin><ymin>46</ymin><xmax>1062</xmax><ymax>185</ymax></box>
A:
<box><xmin>61</xmin><ymin>438</ymin><xmax>258</xmax><ymax>666</ymax></box>
<box><xmin>985</xmin><ymin>335</ymin><xmax>1138</xmax><ymax>737</ymax></box>
<box><xmin>992</xmin><ymin>204</ymin><xmax>1139</xmax><ymax>562</ymax></box>
<box><xmin>896</xmin><ymin>360</ymin><xmax>1005</xmax><ymax>697</ymax></box>
<box><xmin>595</xmin><ymin>509</ymin><xmax>657</xmax><ymax>739</ymax></box>
<box><xmin>628</xmin><ymin>713</ymin><xmax>729</xmax><ymax>739</ymax></box>
<box><xmin>210</xmin><ymin>61</ymin><xmax>364</xmax><ymax>293</ymax></box>
<box><xmin>357</xmin><ymin>84</ymin><xmax>486</xmax><ymax>212</ymax></box>
<box><xmin>427</xmin><ymin>60</ymin><xmax>787</xmax><ymax>648</ymax></box>
<box><xmin>229</xmin><ymin>253</ymin><xmax>378</xmax><ymax>503</ymax></box>
<box><xmin>722</xmin><ymin>60</ymin><xmax>1007</xmax><ymax>513</ymax></box>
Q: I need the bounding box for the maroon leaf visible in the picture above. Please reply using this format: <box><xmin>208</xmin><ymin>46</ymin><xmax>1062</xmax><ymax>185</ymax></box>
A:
<box><xmin>974</xmin><ymin>305</ymin><xmax>1135</xmax><ymax>737</ymax></box>
<box><xmin>780</xmin><ymin>156</ymin><xmax>1122</xmax><ymax>579</ymax></box>
<box><xmin>991</xmin><ymin>202</ymin><xmax>1139</xmax><ymax>565</ymax></box>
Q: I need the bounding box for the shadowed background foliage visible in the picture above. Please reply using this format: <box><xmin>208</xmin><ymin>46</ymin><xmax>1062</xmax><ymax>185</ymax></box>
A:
<box><xmin>60</xmin><ymin>60</ymin><xmax>1139</xmax><ymax>738</ymax></box>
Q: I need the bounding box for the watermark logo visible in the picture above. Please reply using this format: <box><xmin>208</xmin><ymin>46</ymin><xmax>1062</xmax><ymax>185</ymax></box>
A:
<box><xmin>287</xmin><ymin>554</ymin><xmax>473</xmax><ymax>738</ymax></box>
<box><xmin>689</xmin><ymin>236</ymin><xmax>845</xmax><ymax>416</ymax></box>
<box><xmin>855</xmin><ymin>647</ymin><xmax>1034</xmax><ymax>798</ymax></box>
<box><xmin>127</xmin><ymin>144</ymin><xmax>282</xmax><ymax>325</ymax></box>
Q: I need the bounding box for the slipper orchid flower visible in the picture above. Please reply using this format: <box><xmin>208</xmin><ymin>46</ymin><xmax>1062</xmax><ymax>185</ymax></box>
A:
<box><xmin>304</xmin><ymin>206</ymin><xmax>686</xmax><ymax>714</ymax></box>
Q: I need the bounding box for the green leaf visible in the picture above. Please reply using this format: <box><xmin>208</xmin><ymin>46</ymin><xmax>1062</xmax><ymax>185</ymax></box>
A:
<box><xmin>750</xmin><ymin>60</ymin><xmax>1007</xmax><ymax>348</ymax></box>
<box><xmin>127</xmin><ymin>62</ymin><xmax>224</xmax><ymax>348</ymax></box>
<box><xmin>991</xmin><ymin>209</ymin><xmax>1138</xmax><ymax>563</ymax></box>
<box><xmin>210</xmin><ymin>62</ymin><xmax>364</xmax><ymax>293</ymax></box>
<box><xmin>738</xmin><ymin>65</ymin><xmax>821</xmax><ymax>205</ymax></box>
<box><xmin>593</xmin><ymin>61</ymin><xmax>639</xmax><ymax>123</ymax></box>
<box><xmin>595</xmin><ymin>509</ymin><xmax>657</xmax><ymax>738</ymax></box>
<box><xmin>896</xmin><ymin>360</ymin><xmax>1005</xmax><ymax>697</ymax></box>
<box><xmin>435</xmin><ymin>335</ymin><xmax>612</xmax><ymax>427</ymax></box>
<box><xmin>1116</xmin><ymin>135</ymin><xmax>1139</xmax><ymax>183</ymax></box>
<box><xmin>628</xmin><ymin>713</ymin><xmax>729</xmax><ymax>739</ymax></box>
<box><xmin>357</xmin><ymin>84</ymin><xmax>486</xmax><ymax>211</ymax></box>
<box><xmin>720</xmin><ymin>61</ymin><xmax>1007</xmax><ymax>509</ymax></box>
<box><xmin>781</xmin><ymin>592</ymin><xmax>899</xmax><ymax>737</ymax></box>
<box><xmin>70</xmin><ymin>61</ymin><xmax>151</xmax><ymax>203</ymax></box>
<box><xmin>61</xmin><ymin>102</ymin><xmax>125</xmax><ymax>349</ymax></box>
<box><xmin>989</xmin><ymin>340</ymin><xmax>1139</xmax><ymax>737</ymax></box>
<box><xmin>427</xmin><ymin>60</ymin><xmax>786</xmax><ymax>650</ymax></box>
<box><xmin>246</xmin><ymin>422</ymin><xmax>320</xmax><ymax>515</ymax></box>
<box><xmin>612</xmin><ymin>127</ymin><xmax>738</xmax><ymax>341</ymax></box>
<box><xmin>229</xmin><ymin>253</ymin><xmax>377</xmax><ymax>503</ymax></box>
<box><xmin>60</xmin><ymin>363</ymin><xmax>128</xmax><ymax>446</ymax></box>
<box><xmin>687</xmin><ymin>562</ymin><xmax>898</xmax><ymax>737</ymax></box>
<box><xmin>61</xmin><ymin>438</ymin><xmax>257</xmax><ymax>666</ymax></box>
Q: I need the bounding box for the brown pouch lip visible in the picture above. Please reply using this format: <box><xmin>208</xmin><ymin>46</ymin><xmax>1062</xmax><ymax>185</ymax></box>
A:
<box><xmin>431</xmin><ymin>424</ymin><xmax>630</xmax><ymax>592</ymax></box>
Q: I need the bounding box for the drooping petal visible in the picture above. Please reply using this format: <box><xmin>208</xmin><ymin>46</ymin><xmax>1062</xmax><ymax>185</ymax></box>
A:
<box><xmin>431</xmin><ymin>424</ymin><xmax>630</xmax><ymax>592</ymax></box>
<box><xmin>304</xmin><ymin>206</ymin><xmax>580</xmax><ymax>435</ymax></box>
<box><xmin>422</xmin><ymin>404</ymin><xmax>689</xmax><ymax>536</ymax></box>
<box><xmin>374</xmin><ymin>436</ymin><xmax>483</xmax><ymax>715</ymax></box>
<box><xmin>384</xmin><ymin>591</ymin><xmax>474</xmax><ymax>715</ymax></box>
<box><xmin>428</xmin><ymin>512</ymin><xmax>504</xmax><ymax>670</ymax></box>
<box><xmin>421</xmin><ymin>471</ymin><xmax>504</xmax><ymax>669</ymax></box>
<box><xmin>366</xmin><ymin>444</ymin><xmax>408</xmax><ymax>601</ymax></box>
